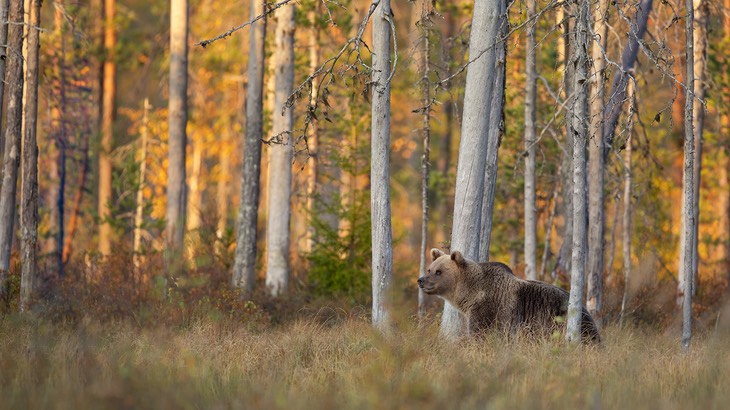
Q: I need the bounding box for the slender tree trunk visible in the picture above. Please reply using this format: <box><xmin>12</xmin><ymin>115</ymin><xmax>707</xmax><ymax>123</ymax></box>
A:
<box><xmin>680</xmin><ymin>0</ymin><xmax>696</xmax><ymax>353</ymax></box>
<box><xmin>566</xmin><ymin>0</ymin><xmax>590</xmax><ymax>344</ymax></box>
<box><xmin>603</xmin><ymin>0</ymin><xmax>653</xmax><ymax>157</ymax></box>
<box><xmin>417</xmin><ymin>0</ymin><xmax>432</xmax><ymax>318</ymax></box>
<box><xmin>186</xmin><ymin>136</ymin><xmax>203</xmax><ymax>233</ymax></box>
<box><xmin>216</xmin><ymin>130</ymin><xmax>231</xmax><ymax>240</ymax></box>
<box><xmin>133</xmin><ymin>98</ymin><xmax>150</xmax><ymax>273</ymax></box>
<box><xmin>0</xmin><ymin>0</ymin><xmax>10</xmax><ymax>164</ymax></box>
<box><xmin>232</xmin><ymin>0</ymin><xmax>266</xmax><ymax>292</ymax></box>
<box><xmin>539</xmin><ymin>171</ymin><xmax>560</xmax><ymax>281</ymax></box>
<box><xmin>305</xmin><ymin>8</ymin><xmax>320</xmax><ymax>253</ymax></box>
<box><xmin>265</xmin><ymin>2</ymin><xmax>295</xmax><ymax>296</ymax></box>
<box><xmin>689</xmin><ymin>0</ymin><xmax>707</xmax><ymax>296</ymax></box>
<box><xmin>98</xmin><ymin>0</ymin><xmax>115</xmax><ymax>257</ymax></box>
<box><xmin>441</xmin><ymin>0</ymin><xmax>507</xmax><ymax>339</ymax></box>
<box><xmin>620</xmin><ymin>84</ymin><xmax>634</xmax><ymax>326</ymax></box>
<box><xmin>20</xmin><ymin>0</ymin><xmax>40</xmax><ymax>311</ymax></box>
<box><xmin>586</xmin><ymin>0</ymin><xmax>610</xmax><ymax>323</ymax></box>
<box><xmin>523</xmin><ymin>0</ymin><xmax>538</xmax><ymax>281</ymax></box>
<box><xmin>725</xmin><ymin>0</ymin><xmax>730</xmax><ymax>284</ymax></box>
<box><xmin>0</xmin><ymin>0</ymin><xmax>24</xmax><ymax>298</ymax></box>
<box><xmin>371</xmin><ymin>0</ymin><xmax>394</xmax><ymax>330</ymax></box>
<box><xmin>62</xmin><ymin>128</ymin><xmax>90</xmax><ymax>265</ymax></box>
<box><xmin>166</xmin><ymin>0</ymin><xmax>188</xmax><ymax>270</ymax></box>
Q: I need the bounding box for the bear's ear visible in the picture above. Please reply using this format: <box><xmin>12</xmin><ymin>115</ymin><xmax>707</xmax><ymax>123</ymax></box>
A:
<box><xmin>450</xmin><ymin>251</ymin><xmax>467</xmax><ymax>267</ymax></box>
<box><xmin>431</xmin><ymin>248</ymin><xmax>445</xmax><ymax>261</ymax></box>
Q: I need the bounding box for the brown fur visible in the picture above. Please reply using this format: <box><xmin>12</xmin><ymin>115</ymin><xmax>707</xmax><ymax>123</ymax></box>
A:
<box><xmin>419</xmin><ymin>249</ymin><xmax>601</xmax><ymax>344</ymax></box>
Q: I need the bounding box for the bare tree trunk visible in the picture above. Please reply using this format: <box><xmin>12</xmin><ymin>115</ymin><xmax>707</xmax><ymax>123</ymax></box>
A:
<box><xmin>523</xmin><ymin>0</ymin><xmax>538</xmax><ymax>281</ymax></box>
<box><xmin>98</xmin><ymin>0</ymin><xmax>115</xmax><ymax>257</ymax></box>
<box><xmin>689</xmin><ymin>0</ymin><xmax>707</xmax><ymax>296</ymax></box>
<box><xmin>166</xmin><ymin>0</ymin><xmax>188</xmax><ymax>271</ymax></box>
<box><xmin>133</xmin><ymin>98</ymin><xmax>150</xmax><ymax>272</ymax></box>
<box><xmin>265</xmin><ymin>2</ymin><xmax>295</xmax><ymax>296</ymax></box>
<box><xmin>62</xmin><ymin>129</ymin><xmax>89</xmax><ymax>265</ymax></box>
<box><xmin>371</xmin><ymin>0</ymin><xmax>393</xmax><ymax>330</ymax></box>
<box><xmin>0</xmin><ymin>0</ymin><xmax>24</xmax><ymax>298</ymax></box>
<box><xmin>216</xmin><ymin>130</ymin><xmax>231</xmax><ymax>240</ymax></box>
<box><xmin>0</xmin><ymin>0</ymin><xmax>10</xmax><ymax>163</ymax></box>
<box><xmin>620</xmin><ymin>83</ymin><xmax>634</xmax><ymax>326</ymax></box>
<box><xmin>305</xmin><ymin>7</ymin><xmax>320</xmax><ymax>253</ymax></box>
<box><xmin>232</xmin><ymin>0</ymin><xmax>266</xmax><ymax>292</ymax></box>
<box><xmin>566</xmin><ymin>0</ymin><xmax>590</xmax><ymax>344</ymax></box>
<box><xmin>586</xmin><ymin>0</ymin><xmax>610</xmax><ymax>323</ymax></box>
<box><xmin>441</xmin><ymin>0</ymin><xmax>507</xmax><ymax>339</ymax></box>
<box><xmin>603</xmin><ymin>0</ymin><xmax>653</xmax><ymax>157</ymax></box>
<box><xmin>725</xmin><ymin>0</ymin><xmax>730</xmax><ymax>285</ymax></box>
<box><xmin>680</xmin><ymin>0</ymin><xmax>696</xmax><ymax>353</ymax></box>
<box><xmin>539</xmin><ymin>171</ymin><xmax>560</xmax><ymax>281</ymax></box>
<box><xmin>20</xmin><ymin>0</ymin><xmax>41</xmax><ymax>311</ymax></box>
<box><xmin>186</xmin><ymin>136</ymin><xmax>203</xmax><ymax>233</ymax></box>
<box><xmin>417</xmin><ymin>0</ymin><xmax>432</xmax><ymax>318</ymax></box>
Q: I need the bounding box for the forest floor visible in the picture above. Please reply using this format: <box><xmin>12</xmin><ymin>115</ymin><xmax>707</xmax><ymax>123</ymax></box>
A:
<box><xmin>1</xmin><ymin>311</ymin><xmax>729</xmax><ymax>409</ymax></box>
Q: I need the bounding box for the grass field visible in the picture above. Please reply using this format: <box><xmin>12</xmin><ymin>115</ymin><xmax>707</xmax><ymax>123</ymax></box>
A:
<box><xmin>1</xmin><ymin>312</ymin><xmax>729</xmax><ymax>410</ymax></box>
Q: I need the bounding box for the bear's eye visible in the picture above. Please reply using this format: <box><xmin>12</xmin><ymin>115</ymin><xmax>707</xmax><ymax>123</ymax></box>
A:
<box><xmin>435</xmin><ymin>270</ymin><xmax>442</xmax><ymax>276</ymax></box>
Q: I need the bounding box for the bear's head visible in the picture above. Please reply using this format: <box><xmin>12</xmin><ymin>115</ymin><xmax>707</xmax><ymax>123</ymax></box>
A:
<box><xmin>418</xmin><ymin>248</ymin><xmax>468</xmax><ymax>298</ymax></box>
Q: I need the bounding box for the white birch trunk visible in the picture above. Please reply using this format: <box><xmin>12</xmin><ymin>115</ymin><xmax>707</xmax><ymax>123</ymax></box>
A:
<box><xmin>523</xmin><ymin>0</ymin><xmax>538</xmax><ymax>281</ymax></box>
<box><xmin>265</xmin><ymin>2</ymin><xmax>295</xmax><ymax>296</ymax></box>
<box><xmin>0</xmin><ymin>0</ymin><xmax>25</xmax><ymax>297</ymax></box>
<box><xmin>690</xmin><ymin>0</ymin><xmax>706</xmax><ymax>296</ymax></box>
<box><xmin>620</xmin><ymin>85</ymin><xmax>634</xmax><ymax>326</ymax></box>
<box><xmin>166</xmin><ymin>0</ymin><xmax>188</xmax><ymax>268</ymax></box>
<box><xmin>371</xmin><ymin>0</ymin><xmax>393</xmax><ymax>330</ymax></box>
<box><xmin>417</xmin><ymin>0</ymin><xmax>432</xmax><ymax>318</ymax></box>
<box><xmin>566</xmin><ymin>0</ymin><xmax>590</xmax><ymax>344</ymax></box>
<box><xmin>441</xmin><ymin>0</ymin><xmax>507</xmax><ymax>339</ymax></box>
<box><xmin>133</xmin><ymin>98</ymin><xmax>150</xmax><ymax>272</ymax></box>
<box><xmin>680</xmin><ymin>0</ymin><xmax>696</xmax><ymax>353</ymax></box>
<box><xmin>232</xmin><ymin>0</ymin><xmax>266</xmax><ymax>292</ymax></box>
<box><xmin>586</xmin><ymin>0</ymin><xmax>610</xmax><ymax>322</ymax></box>
<box><xmin>0</xmin><ymin>0</ymin><xmax>10</xmax><ymax>162</ymax></box>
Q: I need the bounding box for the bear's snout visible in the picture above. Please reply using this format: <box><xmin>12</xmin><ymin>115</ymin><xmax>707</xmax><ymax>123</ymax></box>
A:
<box><xmin>417</xmin><ymin>277</ymin><xmax>424</xmax><ymax>286</ymax></box>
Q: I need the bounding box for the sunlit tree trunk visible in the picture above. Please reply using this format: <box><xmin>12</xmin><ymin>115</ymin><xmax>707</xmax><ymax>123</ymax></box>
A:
<box><xmin>566</xmin><ymin>0</ymin><xmax>590</xmax><ymax>344</ymax></box>
<box><xmin>417</xmin><ymin>0</ymin><xmax>432</xmax><ymax>318</ymax></box>
<box><xmin>620</xmin><ymin>83</ymin><xmax>634</xmax><ymax>326</ymax></box>
<box><xmin>0</xmin><ymin>0</ymin><xmax>10</xmax><ymax>163</ymax></box>
<box><xmin>265</xmin><ymin>2</ymin><xmax>295</xmax><ymax>296</ymax></box>
<box><xmin>523</xmin><ymin>0</ymin><xmax>537</xmax><ymax>281</ymax></box>
<box><xmin>441</xmin><ymin>0</ymin><xmax>507</xmax><ymax>339</ymax></box>
<box><xmin>133</xmin><ymin>98</ymin><xmax>150</xmax><ymax>273</ymax></box>
<box><xmin>216</xmin><ymin>129</ymin><xmax>231</xmax><ymax>240</ymax></box>
<box><xmin>20</xmin><ymin>0</ymin><xmax>41</xmax><ymax>311</ymax></box>
<box><xmin>166</xmin><ymin>0</ymin><xmax>188</xmax><ymax>270</ymax></box>
<box><xmin>724</xmin><ymin>0</ymin><xmax>730</xmax><ymax>284</ymax></box>
<box><xmin>0</xmin><ymin>0</ymin><xmax>24</xmax><ymax>298</ymax></box>
<box><xmin>98</xmin><ymin>0</ymin><xmax>115</xmax><ymax>257</ymax></box>
<box><xmin>586</xmin><ymin>0</ymin><xmax>609</xmax><ymax>322</ymax></box>
<box><xmin>371</xmin><ymin>0</ymin><xmax>393</xmax><ymax>330</ymax></box>
<box><xmin>232</xmin><ymin>0</ymin><xmax>266</xmax><ymax>292</ymax></box>
<box><xmin>680</xmin><ymin>0</ymin><xmax>696</xmax><ymax>353</ymax></box>
<box><xmin>186</xmin><ymin>136</ymin><xmax>203</xmax><ymax>233</ymax></box>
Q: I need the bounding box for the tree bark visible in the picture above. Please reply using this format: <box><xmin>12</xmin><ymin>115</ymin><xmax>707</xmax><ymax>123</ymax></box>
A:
<box><xmin>566</xmin><ymin>0</ymin><xmax>590</xmax><ymax>344</ymax></box>
<box><xmin>586</xmin><ymin>0</ymin><xmax>610</xmax><ymax>323</ymax></box>
<box><xmin>265</xmin><ymin>1</ymin><xmax>295</xmax><ymax>296</ymax></box>
<box><xmin>305</xmin><ymin>7</ymin><xmax>320</xmax><ymax>253</ymax></box>
<box><xmin>0</xmin><ymin>0</ymin><xmax>24</xmax><ymax>298</ymax></box>
<box><xmin>133</xmin><ymin>98</ymin><xmax>150</xmax><ymax>273</ymax></box>
<box><xmin>417</xmin><ymin>0</ymin><xmax>432</xmax><ymax>318</ymax></box>
<box><xmin>186</xmin><ymin>135</ymin><xmax>203</xmax><ymax>233</ymax></box>
<box><xmin>20</xmin><ymin>0</ymin><xmax>40</xmax><ymax>311</ymax></box>
<box><xmin>620</xmin><ymin>84</ymin><xmax>634</xmax><ymax>326</ymax></box>
<box><xmin>680</xmin><ymin>0</ymin><xmax>696</xmax><ymax>353</ymax></box>
<box><xmin>0</xmin><ymin>0</ymin><xmax>10</xmax><ymax>164</ymax></box>
<box><xmin>441</xmin><ymin>0</ymin><xmax>507</xmax><ymax>339</ymax></box>
<box><xmin>98</xmin><ymin>0</ymin><xmax>115</xmax><ymax>257</ymax></box>
<box><xmin>166</xmin><ymin>0</ymin><xmax>188</xmax><ymax>271</ymax></box>
<box><xmin>539</xmin><ymin>171</ymin><xmax>560</xmax><ymax>281</ymax></box>
<box><xmin>232</xmin><ymin>0</ymin><xmax>266</xmax><ymax>293</ymax></box>
<box><xmin>523</xmin><ymin>0</ymin><xmax>538</xmax><ymax>281</ymax></box>
<box><xmin>371</xmin><ymin>0</ymin><xmax>393</xmax><ymax>330</ymax></box>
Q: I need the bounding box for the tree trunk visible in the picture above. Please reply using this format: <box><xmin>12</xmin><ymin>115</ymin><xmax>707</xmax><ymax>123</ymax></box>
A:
<box><xmin>371</xmin><ymin>0</ymin><xmax>393</xmax><ymax>330</ymax></box>
<box><xmin>0</xmin><ymin>0</ymin><xmax>25</xmax><ymax>298</ymax></box>
<box><xmin>305</xmin><ymin>8</ymin><xmax>320</xmax><ymax>253</ymax></box>
<box><xmin>441</xmin><ymin>0</ymin><xmax>507</xmax><ymax>339</ymax></box>
<box><xmin>216</xmin><ymin>130</ymin><xmax>231</xmax><ymax>240</ymax></box>
<box><xmin>725</xmin><ymin>0</ymin><xmax>730</xmax><ymax>285</ymax></box>
<box><xmin>186</xmin><ymin>136</ymin><xmax>203</xmax><ymax>233</ymax></box>
<box><xmin>232</xmin><ymin>0</ymin><xmax>266</xmax><ymax>292</ymax></box>
<box><xmin>417</xmin><ymin>0</ymin><xmax>432</xmax><ymax>318</ymax></box>
<box><xmin>602</xmin><ymin>0</ymin><xmax>653</xmax><ymax>157</ymax></box>
<box><xmin>523</xmin><ymin>0</ymin><xmax>538</xmax><ymax>281</ymax></box>
<box><xmin>586</xmin><ymin>0</ymin><xmax>609</xmax><ymax>323</ymax></box>
<box><xmin>133</xmin><ymin>98</ymin><xmax>150</xmax><ymax>273</ymax></box>
<box><xmin>539</xmin><ymin>171</ymin><xmax>560</xmax><ymax>281</ymax></box>
<box><xmin>20</xmin><ymin>0</ymin><xmax>40</xmax><ymax>311</ymax></box>
<box><xmin>265</xmin><ymin>2</ymin><xmax>295</xmax><ymax>296</ymax></box>
<box><xmin>98</xmin><ymin>0</ymin><xmax>115</xmax><ymax>257</ymax></box>
<box><xmin>566</xmin><ymin>0</ymin><xmax>590</xmax><ymax>344</ymax></box>
<box><xmin>0</xmin><ymin>0</ymin><xmax>10</xmax><ymax>164</ymax></box>
<box><xmin>689</xmin><ymin>0</ymin><xmax>707</xmax><ymax>297</ymax></box>
<box><xmin>620</xmin><ymin>84</ymin><xmax>634</xmax><ymax>326</ymax></box>
<box><xmin>680</xmin><ymin>0</ymin><xmax>696</xmax><ymax>353</ymax></box>
<box><xmin>166</xmin><ymin>0</ymin><xmax>188</xmax><ymax>271</ymax></box>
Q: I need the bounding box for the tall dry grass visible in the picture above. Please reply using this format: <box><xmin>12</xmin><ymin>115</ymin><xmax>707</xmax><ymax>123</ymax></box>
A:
<box><xmin>1</xmin><ymin>313</ymin><xmax>729</xmax><ymax>410</ymax></box>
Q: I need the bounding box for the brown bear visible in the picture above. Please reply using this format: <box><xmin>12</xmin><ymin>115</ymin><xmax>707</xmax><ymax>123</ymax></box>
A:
<box><xmin>418</xmin><ymin>248</ymin><xmax>601</xmax><ymax>344</ymax></box>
